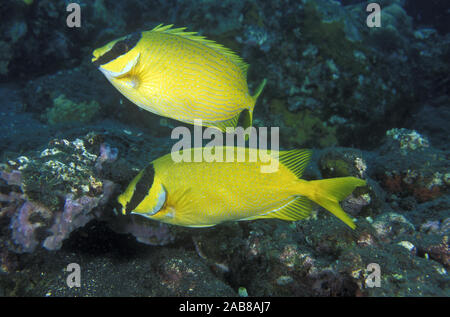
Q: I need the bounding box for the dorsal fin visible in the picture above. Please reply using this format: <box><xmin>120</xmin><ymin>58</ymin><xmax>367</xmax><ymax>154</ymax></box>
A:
<box><xmin>150</xmin><ymin>24</ymin><xmax>249</xmax><ymax>75</ymax></box>
<box><xmin>278</xmin><ymin>149</ymin><xmax>312</xmax><ymax>179</ymax></box>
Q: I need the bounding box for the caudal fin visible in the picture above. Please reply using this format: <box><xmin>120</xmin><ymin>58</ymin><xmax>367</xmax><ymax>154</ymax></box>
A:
<box><xmin>308</xmin><ymin>177</ymin><xmax>366</xmax><ymax>229</ymax></box>
<box><xmin>213</xmin><ymin>79</ymin><xmax>267</xmax><ymax>134</ymax></box>
<box><xmin>251</xmin><ymin>151</ymin><xmax>365</xmax><ymax>228</ymax></box>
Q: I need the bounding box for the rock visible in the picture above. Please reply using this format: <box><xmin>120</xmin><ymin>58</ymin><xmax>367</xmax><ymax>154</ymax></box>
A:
<box><xmin>1</xmin><ymin>135</ymin><xmax>117</xmax><ymax>252</ymax></box>
<box><xmin>371</xmin><ymin>212</ymin><xmax>415</xmax><ymax>241</ymax></box>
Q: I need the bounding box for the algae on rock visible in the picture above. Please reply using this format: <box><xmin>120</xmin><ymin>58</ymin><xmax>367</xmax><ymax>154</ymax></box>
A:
<box><xmin>46</xmin><ymin>94</ymin><xmax>100</xmax><ymax>125</ymax></box>
<box><xmin>270</xmin><ymin>98</ymin><xmax>337</xmax><ymax>148</ymax></box>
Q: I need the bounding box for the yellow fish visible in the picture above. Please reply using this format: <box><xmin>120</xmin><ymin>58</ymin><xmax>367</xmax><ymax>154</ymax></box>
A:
<box><xmin>118</xmin><ymin>147</ymin><xmax>366</xmax><ymax>229</ymax></box>
<box><xmin>92</xmin><ymin>24</ymin><xmax>267</xmax><ymax>131</ymax></box>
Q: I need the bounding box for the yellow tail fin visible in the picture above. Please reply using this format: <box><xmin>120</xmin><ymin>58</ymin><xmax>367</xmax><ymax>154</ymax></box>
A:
<box><xmin>253</xmin><ymin>151</ymin><xmax>364</xmax><ymax>228</ymax></box>
<box><xmin>307</xmin><ymin>177</ymin><xmax>366</xmax><ymax>229</ymax></box>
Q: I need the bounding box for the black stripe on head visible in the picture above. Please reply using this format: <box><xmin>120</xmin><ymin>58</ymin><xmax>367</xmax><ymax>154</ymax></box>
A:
<box><xmin>93</xmin><ymin>32</ymin><xmax>142</xmax><ymax>67</ymax></box>
<box><xmin>125</xmin><ymin>164</ymin><xmax>155</xmax><ymax>214</ymax></box>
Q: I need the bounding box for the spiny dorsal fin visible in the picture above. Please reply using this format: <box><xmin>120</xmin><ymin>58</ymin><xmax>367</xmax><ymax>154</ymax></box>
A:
<box><xmin>150</xmin><ymin>24</ymin><xmax>249</xmax><ymax>75</ymax></box>
<box><xmin>278</xmin><ymin>149</ymin><xmax>312</xmax><ymax>179</ymax></box>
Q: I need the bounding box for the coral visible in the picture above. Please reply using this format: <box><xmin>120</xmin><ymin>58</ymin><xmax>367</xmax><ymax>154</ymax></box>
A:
<box><xmin>421</xmin><ymin>236</ymin><xmax>449</xmax><ymax>269</ymax></box>
<box><xmin>0</xmin><ymin>135</ymin><xmax>117</xmax><ymax>252</ymax></box>
<box><xmin>0</xmin><ymin>131</ymin><xmax>181</xmax><ymax>253</ymax></box>
<box><xmin>9</xmin><ymin>201</ymin><xmax>52</xmax><ymax>253</ymax></box>
<box><xmin>341</xmin><ymin>193</ymin><xmax>371</xmax><ymax>217</ymax></box>
<box><xmin>385</xmin><ymin>128</ymin><xmax>430</xmax><ymax>154</ymax></box>
<box><xmin>420</xmin><ymin>218</ymin><xmax>450</xmax><ymax>236</ymax></box>
<box><xmin>371</xmin><ymin>212</ymin><xmax>415</xmax><ymax>242</ymax></box>
<box><xmin>382</xmin><ymin>172</ymin><xmax>403</xmax><ymax>194</ymax></box>
<box><xmin>261</xmin><ymin>0</ymin><xmax>425</xmax><ymax>149</ymax></box>
<box><xmin>0</xmin><ymin>170</ymin><xmax>22</xmax><ymax>186</ymax></box>
<box><xmin>42</xmin><ymin>192</ymin><xmax>110</xmax><ymax>251</ymax></box>
<box><xmin>45</xmin><ymin>94</ymin><xmax>100</xmax><ymax>125</ymax></box>
<box><xmin>318</xmin><ymin>148</ymin><xmax>367</xmax><ymax>179</ymax></box>
<box><xmin>375</xmin><ymin>131</ymin><xmax>448</xmax><ymax>203</ymax></box>
<box><xmin>19</xmin><ymin>137</ymin><xmax>102</xmax><ymax>210</ymax></box>
<box><xmin>95</xmin><ymin>143</ymin><xmax>119</xmax><ymax>171</ymax></box>
<box><xmin>261</xmin><ymin>0</ymin><xmax>407</xmax><ymax>148</ymax></box>
<box><xmin>382</xmin><ymin>170</ymin><xmax>446</xmax><ymax>203</ymax></box>
<box><xmin>6</xmin><ymin>185</ymin><xmax>118</xmax><ymax>252</ymax></box>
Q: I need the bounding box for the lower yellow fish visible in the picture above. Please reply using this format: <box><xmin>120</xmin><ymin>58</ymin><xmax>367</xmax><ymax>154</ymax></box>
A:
<box><xmin>118</xmin><ymin>147</ymin><xmax>366</xmax><ymax>229</ymax></box>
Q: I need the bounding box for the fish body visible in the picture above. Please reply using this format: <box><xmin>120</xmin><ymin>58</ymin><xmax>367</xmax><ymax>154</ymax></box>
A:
<box><xmin>92</xmin><ymin>25</ymin><xmax>266</xmax><ymax>131</ymax></box>
<box><xmin>118</xmin><ymin>147</ymin><xmax>366</xmax><ymax>229</ymax></box>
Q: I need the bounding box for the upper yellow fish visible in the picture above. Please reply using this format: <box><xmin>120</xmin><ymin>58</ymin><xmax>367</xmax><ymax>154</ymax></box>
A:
<box><xmin>118</xmin><ymin>147</ymin><xmax>366</xmax><ymax>229</ymax></box>
<box><xmin>92</xmin><ymin>24</ymin><xmax>267</xmax><ymax>131</ymax></box>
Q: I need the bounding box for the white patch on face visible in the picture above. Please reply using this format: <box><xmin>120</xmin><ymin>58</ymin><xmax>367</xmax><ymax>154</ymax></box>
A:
<box><xmin>151</xmin><ymin>184</ymin><xmax>166</xmax><ymax>215</ymax></box>
<box><xmin>132</xmin><ymin>212</ymin><xmax>152</xmax><ymax>220</ymax></box>
<box><xmin>99</xmin><ymin>52</ymin><xmax>140</xmax><ymax>79</ymax></box>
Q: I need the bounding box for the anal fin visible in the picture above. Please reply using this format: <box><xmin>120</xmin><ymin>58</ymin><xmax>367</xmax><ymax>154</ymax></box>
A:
<box><xmin>211</xmin><ymin>110</ymin><xmax>248</xmax><ymax>133</ymax></box>
<box><xmin>243</xmin><ymin>196</ymin><xmax>313</xmax><ymax>222</ymax></box>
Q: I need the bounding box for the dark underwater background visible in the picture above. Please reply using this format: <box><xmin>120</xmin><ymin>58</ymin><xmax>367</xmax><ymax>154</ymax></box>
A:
<box><xmin>0</xmin><ymin>0</ymin><xmax>448</xmax><ymax>297</ymax></box>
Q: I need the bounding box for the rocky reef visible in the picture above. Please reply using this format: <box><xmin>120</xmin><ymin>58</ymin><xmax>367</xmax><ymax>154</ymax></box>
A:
<box><xmin>0</xmin><ymin>0</ymin><xmax>448</xmax><ymax>297</ymax></box>
<box><xmin>0</xmin><ymin>125</ymin><xmax>447</xmax><ymax>296</ymax></box>
<box><xmin>0</xmin><ymin>130</ymin><xmax>180</xmax><ymax>254</ymax></box>
<box><xmin>1</xmin><ymin>0</ymin><xmax>448</xmax><ymax>150</ymax></box>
